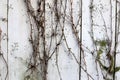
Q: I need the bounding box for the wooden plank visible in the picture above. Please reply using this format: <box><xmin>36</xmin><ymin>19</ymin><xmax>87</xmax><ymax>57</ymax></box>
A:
<box><xmin>0</xmin><ymin>0</ymin><xmax>8</xmax><ymax>80</ymax></box>
<box><xmin>8</xmin><ymin>0</ymin><xmax>31</xmax><ymax>79</ymax></box>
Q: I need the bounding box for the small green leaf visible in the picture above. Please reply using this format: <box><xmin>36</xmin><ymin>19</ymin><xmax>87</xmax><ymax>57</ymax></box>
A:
<box><xmin>97</xmin><ymin>49</ymin><xmax>103</xmax><ymax>59</ymax></box>
<box><xmin>99</xmin><ymin>40</ymin><xmax>107</xmax><ymax>47</ymax></box>
<box><xmin>98</xmin><ymin>49</ymin><xmax>103</xmax><ymax>55</ymax></box>
<box><xmin>96</xmin><ymin>40</ymin><xmax>107</xmax><ymax>47</ymax></box>
<box><xmin>115</xmin><ymin>67</ymin><xmax>120</xmax><ymax>72</ymax></box>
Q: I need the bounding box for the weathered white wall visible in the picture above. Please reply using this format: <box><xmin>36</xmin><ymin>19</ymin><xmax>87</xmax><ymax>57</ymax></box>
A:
<box><xmin>0</xmin><ymin>0</ymin><xmax>120</xmax><ymax>80</ymax></box>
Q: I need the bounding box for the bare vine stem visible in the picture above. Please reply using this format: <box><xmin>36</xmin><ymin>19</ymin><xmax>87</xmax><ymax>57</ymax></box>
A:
<box><xmin>113</xmin><ymin>0</ymin><xmax>118</xmax><ymax>80</ymax></box>
<box><xmin>0</xmin><ymin>28</ymin><xmax>8</xmax><ymax>80</ymax></box>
